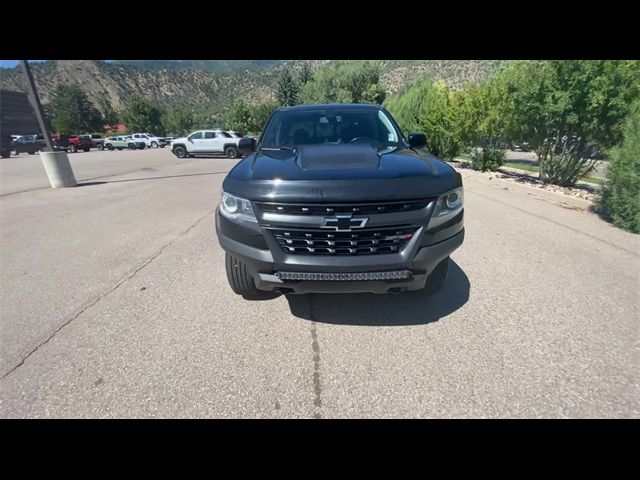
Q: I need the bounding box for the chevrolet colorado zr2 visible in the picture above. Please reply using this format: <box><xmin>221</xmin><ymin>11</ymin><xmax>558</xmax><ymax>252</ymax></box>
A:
<box><xmin>215</xmin><ymin>103</ymin><xmax>464</xmax><ymax>298</ymax></box>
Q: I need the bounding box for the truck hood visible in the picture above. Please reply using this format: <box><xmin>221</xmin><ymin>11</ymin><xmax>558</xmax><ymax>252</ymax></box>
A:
<box><xmin>223</xmin><ymin>144</ymin><xmax>461</xmax><ymax>202</ymax></box>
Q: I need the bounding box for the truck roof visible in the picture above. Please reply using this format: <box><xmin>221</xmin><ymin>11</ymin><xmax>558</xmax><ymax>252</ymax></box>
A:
<box><xmin>276</xmin><ymin>103</ymin><xmax>384</xmax><ymax>112</ymax></box>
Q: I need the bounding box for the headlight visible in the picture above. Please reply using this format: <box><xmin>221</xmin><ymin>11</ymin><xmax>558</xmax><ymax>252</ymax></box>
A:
<box><xmin>220</xmin><ymin>191</ymin><xmax>256</xmax><ymax>223</ymax></box>
<box><xmin>428</xmin><ymin>187</ymin><xmax>463</xmax><ymax>229</ymax></box>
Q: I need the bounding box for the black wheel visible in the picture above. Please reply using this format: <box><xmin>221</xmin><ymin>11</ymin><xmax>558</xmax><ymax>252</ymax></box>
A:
<box><xmin>423</xmin><ymin>256</ymin><xmax>450</xmax><ymax>295</ymax></box>
<box><xmin>160</xmin><ymin>144</ymin><xmax>166</xmax><ymax>148</ymax></box>
<box><xmin>128</xmin><ymin>143</ymin><xmax>136</xmax><ymax>150</ymax></box>
<box><xmin>68</xmin><ymin>144</ymin><xmax>77</xmax><ymax>153</ymax></box>
<box><xmin>118</xmin><ymin>147</ymin><xmax>123</xmax><ymax>151</ymax></box>
<box><xmin>97</xmin><ymin>143</ymin><xmax>104</xmax><ymax>151</ymax></box>
<box><xmin>225</xmin><ymin>146</ymin><xmax>238</xmax><ymax>158</ymax></box>
<box><xmin>28</xmin><ymin>151</ymin><xmax>36</xmax><ymax>155</ymax></box>
<box><xmin>225</xmin><ymin>254</ymin><xmax>264</xmax><ymax>299</ymax></box>
<box><xmin>137</xmin><ymin>144</ymin><xmax>145</xmax><ymax>150</ymax></box>
<box><xmin>173</xmin><ymin>146</ymin><xmax>187</xmax><ymax>158</ymax></box>
<box><xmin>1</xmin><ymin>151</ymin><xmax>10</xmax><ymax>159</ymax></box>
<box><xmin>106</xmin><ymin>144</ymin><xmax>114</xmax><ymax>151</ymax></box>
<box><xmin>151</xmin><ymin>141</ymin><xmax>158</xmax><ymax>148</ymax></box>
<box><xmin>83</xmin><ymin>148</ymin><xmax>90</xmax><ymax>152</ymax></box>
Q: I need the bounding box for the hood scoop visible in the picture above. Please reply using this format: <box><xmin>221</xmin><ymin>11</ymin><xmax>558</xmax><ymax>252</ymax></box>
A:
<box><xmin>296</xmin><ymin>144</ymin><xmax>381</xmax><ymax>171</ymax></box>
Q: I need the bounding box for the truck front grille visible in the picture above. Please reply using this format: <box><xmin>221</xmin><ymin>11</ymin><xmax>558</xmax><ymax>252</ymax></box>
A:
<box><xmin>257</xmin><ymin>200</ymin><xmax>430</xmax><ymax>215</ymax></box>
<box><xmin>270</xmin><ymin>226</ymin><xmax>419</xmax><ymax>256</ymax></box>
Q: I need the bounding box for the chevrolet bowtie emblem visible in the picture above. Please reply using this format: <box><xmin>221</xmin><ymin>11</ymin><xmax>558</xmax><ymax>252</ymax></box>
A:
<box><xmin>320</xmin><ymin>215</ymin><xmax>369</xmax><ymax>231</ymax></box>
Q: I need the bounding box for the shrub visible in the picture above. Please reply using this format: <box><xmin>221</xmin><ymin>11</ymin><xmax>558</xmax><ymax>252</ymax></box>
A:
<box><xmin>537</xmin><ymin>138</ymin><xmax>598</xmax><ymax>186</ymax></box>
<box><xmin>597</xmin><ymin>101</ymin><xmax>640</xmax><ymax>233</ymax></box>
<box><xmin>470</xmin><ymin>145</ymin><xmax>505</xmax><ymax>171</ymax></box>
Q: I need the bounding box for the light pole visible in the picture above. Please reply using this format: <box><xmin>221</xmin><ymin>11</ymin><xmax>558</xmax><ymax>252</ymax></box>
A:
<box><xmin>20</xmin><ymin>60</ymin><xmax>77</xmax><ymax>188</ymax></box>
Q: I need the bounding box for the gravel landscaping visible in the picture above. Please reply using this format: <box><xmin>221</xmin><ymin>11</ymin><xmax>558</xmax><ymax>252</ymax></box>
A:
<box><xmin>449</xmin><ymin>159</ymin><xmax>600</xmax><ymax>203</ymax></box>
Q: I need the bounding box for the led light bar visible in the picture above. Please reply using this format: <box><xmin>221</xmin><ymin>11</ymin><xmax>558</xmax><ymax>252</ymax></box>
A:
<box><xmin>276</xmin><ymin>270</ymin><xmax>413</xmax><ymax>282</ymax></box>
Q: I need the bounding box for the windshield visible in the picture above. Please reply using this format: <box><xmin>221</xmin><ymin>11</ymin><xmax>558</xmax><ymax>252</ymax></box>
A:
<box><xmin>260</xmin><ymin>108</ymin><xmax>404</xmax><ymax>151</ymax></box>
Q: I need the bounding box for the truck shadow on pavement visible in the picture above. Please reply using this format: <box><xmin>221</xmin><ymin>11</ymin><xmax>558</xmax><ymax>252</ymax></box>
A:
<box><xmin>76</xmin><ymin>171</ymin><xmax>229</xmax><ymax>187</ymax></box>
<box><xmin>285</xmin><ymin>260</ymin><xmax>470</xmax><ymax>326</ymax></box>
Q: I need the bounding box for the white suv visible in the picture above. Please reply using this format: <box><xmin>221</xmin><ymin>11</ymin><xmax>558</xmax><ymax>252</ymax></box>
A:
<box><xmin>170</xmin><ymin>130</ymin><xmax>242</xmax><ymax>158</ymax></box>
<box><xmin>129</xmin><ymin>133</ymin><xmax>167</xmax><ymax>148</ymax></box>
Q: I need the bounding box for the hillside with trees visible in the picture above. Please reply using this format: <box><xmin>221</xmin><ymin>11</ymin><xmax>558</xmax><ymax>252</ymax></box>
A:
<box><xmin>0</xmin><ymin>60</ymin><xmax>499</xmax><ymax>121</ymax></box>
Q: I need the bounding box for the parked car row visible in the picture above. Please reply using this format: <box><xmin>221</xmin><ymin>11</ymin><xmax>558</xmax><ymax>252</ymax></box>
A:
<box><xmin>10</xmin><ymin>134</ymin><xmax>93</xmax><ymax>155</ymax></box>
<box><xmin>7</xmin><ymin>132</ymin><xmax>169</xmax><ymax>155</ymax></box>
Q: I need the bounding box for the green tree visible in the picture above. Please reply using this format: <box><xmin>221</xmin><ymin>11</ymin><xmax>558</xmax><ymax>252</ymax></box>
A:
<box><xmin>49</xmin><ymin>83</ymin><xmax>103</xmax><ymax>134</ymax></box>
<box><xmin>191</xmin><ymin>110</ymin><xmax>219</xmax><ymax>130</ymax></box>
<box><xmin>450</xmin><ymin>81</ymin><xmax>510</xmax><ymax>170</ymax></box>
<box><xmin>163</xmin><ymin>106</ymin><xmax>194</xmax><ymax>135</ymax></box>
<box><xmin>224</xmin><ymin>98</ymin><xmax>252</xmax><ymax>135</ymax></box>
<box><xmin>300</xmin><ymin>61</ymin><xmax>386</xmax><ymax>104</ymax></box>
<box><xmin>490</xmin><ymin>60</ymin><xmax>640</xmax><ymax>185</ymax></box>
<box><xmin>121</xmin><ymin>98</ymin><xmax>165</xmax><ymax>135</ymax></box>
<box><xmin>597</xmin><ymin>100</ymin><xmax>640</xmax><ymax>233</ymax></box>
<box><xmin>383</xmin><ymin>79</ymin><xmax>427</xmax><ymax>133</ymax></box>
<box><xmin>98</xmin><ymin>96</ymin><xmax>119</xmax><ymax>126</ymax></box>
<box><xmin>248</xmin><ymin>102</ymin><xmax>277</xmax><ymax>135</ymax></box>
<box><xmin>297</xmin><ymin>62</ymin><xmax>314</xmax><ymax>85</ymax></box>
<box><xmin>385</xmin><ymin>77</ymin><xmax>460</xmax><ymax>160</ymax></box>
<box><xmin>276</xmin><ymin>66</ymin><xmax>300</xmax><ymax>106</ymax></box>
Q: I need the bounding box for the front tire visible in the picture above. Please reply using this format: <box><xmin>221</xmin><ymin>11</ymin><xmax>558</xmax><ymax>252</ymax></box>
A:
<box><xmin>173</xmin><ymin>146</ymin><xmax>187</xmax><ymax>158</ymax></box>
<box><xmin>151</xmin><ymin>141</ymin><xmax>158</xmax><ymax>148</ymax></box>
<box><xmin>106</xmin><ymin>144</ymin><xmax>114</xmax><ymax>151</ymax></box>
<box><xmin>129</xmin><ymin>143</ymin><xmax>136</xmax><ymax>150</ymax></box>
<box><xmin>225</xmin><ymin>254</ymin><xmax>263</xmax><ymax>298</ymax></box>
<box><xmin>97</xmin><ymin>143</ymin><xmax>104</xmax><ymax>151</ymax></box>
<box><xmin>68</xmin><ymin>144</ymin><xmax>77</xmax><ymax>153</ymax></box>
<box><xmin>83</xmin><ymin>148</ymin><xmax>90</xmax><ymax>152</ymax></box>
<box><xmin>423</xmin><ymin>256</ymin><xmax>450</xmax><ymax>295</ymax></box>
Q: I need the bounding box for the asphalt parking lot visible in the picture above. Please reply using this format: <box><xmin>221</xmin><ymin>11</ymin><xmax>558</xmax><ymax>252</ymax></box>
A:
<box><xmin>0</xmin><ymin>148</ymin><xmax>638</xmax><ymax>418</ymax></box>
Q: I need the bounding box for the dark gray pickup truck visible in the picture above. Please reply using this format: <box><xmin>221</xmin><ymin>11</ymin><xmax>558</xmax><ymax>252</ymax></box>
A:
<box><xmin>215</xmin><ymin>103</ymin><xmax>464</xmax><ymax>298</ymax></box>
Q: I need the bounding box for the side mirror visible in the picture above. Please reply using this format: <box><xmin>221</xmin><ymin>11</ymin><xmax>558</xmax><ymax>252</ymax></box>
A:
<box><xmin>238</xmin><ymin>137</ymin><xmax>256</xmax><ymax>155</ymax></box>
<box><xmin>408</xmin><ymin>132</ymin><xmax>427</xmax><ymax>149</ymax></box>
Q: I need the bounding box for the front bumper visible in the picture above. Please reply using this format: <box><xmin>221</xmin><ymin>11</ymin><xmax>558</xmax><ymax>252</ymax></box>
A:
<box><xmin>215</xmin><ymin>209</ymin><xmax>464</xmax><ymax>294</ymax></box>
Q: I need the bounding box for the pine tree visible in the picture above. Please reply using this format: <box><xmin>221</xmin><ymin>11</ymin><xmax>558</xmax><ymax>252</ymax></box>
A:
<box><xmin>298</xmin><ymin>62</ymin><xmax>314</xmax><ymax>85</ymax></box>
<box><xmin>276</xmin><ymin>66</ymin><xmax>300</xmax><ymax>106</ymax></box>
<box><xmin>49</xmin><ymin>84</ymin><xmax>103</xmax><ymax>134</ymax></box>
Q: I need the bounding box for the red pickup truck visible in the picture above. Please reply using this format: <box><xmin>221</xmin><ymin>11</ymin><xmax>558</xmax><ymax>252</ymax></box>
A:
<box><xmin>53</xmin><ymin>134</ymin><xmax>93</xmax><ymax>153</ymax></box>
